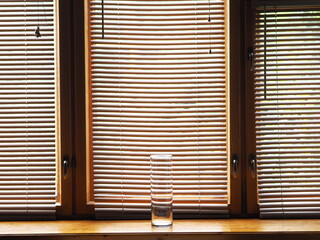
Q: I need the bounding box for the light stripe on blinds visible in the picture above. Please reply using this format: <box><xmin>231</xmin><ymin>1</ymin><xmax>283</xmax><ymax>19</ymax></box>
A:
<box><xmin>0</xmin><ymin>0</ymin><xmax>56</xmax><ymax>220</ymax></box>
<box><xmin>88</xmin><ymin>0</ymin><xmax>228</xmax><ymax>219</ymax></box>
<box><xmin>254</xmin><ymin>6</ymin><xmax>320</xmax><ymax>218</ymax></box>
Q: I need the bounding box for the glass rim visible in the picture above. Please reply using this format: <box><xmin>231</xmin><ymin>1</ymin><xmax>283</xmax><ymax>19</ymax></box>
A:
<box><xmin>150</xmin><ymin>154</ymin><xmax>172</xmax><ymax>159</ymax></box>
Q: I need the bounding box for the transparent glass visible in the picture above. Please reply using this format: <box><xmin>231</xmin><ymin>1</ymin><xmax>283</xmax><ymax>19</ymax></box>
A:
<box><xmin>150</xmin><ymin>154</ymin><xmax>173</xmax><ymax>227</ymax></box>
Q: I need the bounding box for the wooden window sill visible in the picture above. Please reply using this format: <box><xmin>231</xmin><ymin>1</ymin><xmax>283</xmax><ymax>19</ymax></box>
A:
<box><xmin>0</xmin><ymin>219</ymin><xmax>320</xmax><ymax>239</ymax></box>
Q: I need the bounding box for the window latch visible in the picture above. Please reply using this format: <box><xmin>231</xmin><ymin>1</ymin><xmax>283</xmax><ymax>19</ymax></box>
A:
<box><xmin>248</xmin><ymin>47</ymin><xmax>254</xmax><ymax>71</ymax></box>
<box><xmin>232</xmin><ymin>154</ymin><xmax>239</xmax><ymax>177</ymax></box>
<box><xmin>63</xmin><ymin>155</ymin><xmax>69</xmax><ymax>178</ymax></box>
<box><xmin>249</xmin><ymin>153</ymin><xmax>256</xmax><ymax>177</ymax></box>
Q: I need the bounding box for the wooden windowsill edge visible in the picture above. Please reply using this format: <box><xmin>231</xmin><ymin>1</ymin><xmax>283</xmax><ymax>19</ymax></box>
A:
<box><xmin>0</xmin><ymin>219</ymin><xmax>320</xmax><ymax>236</ymax></box>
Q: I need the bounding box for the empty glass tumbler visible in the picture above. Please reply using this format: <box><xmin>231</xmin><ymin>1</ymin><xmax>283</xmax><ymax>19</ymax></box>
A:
<box><xmin>150</xmin><ymin>154</ymin><xmax>173</xmax><ymax>227</ymax></box>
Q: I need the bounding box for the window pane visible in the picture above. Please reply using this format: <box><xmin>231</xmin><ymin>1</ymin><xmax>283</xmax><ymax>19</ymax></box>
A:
<box><xmin>87</xmin><ymin>0</ymin><xmax>229</xmax><ymax>219</ymax></box>
<box><xmin>254</xmin><ymin>7</ymin><xmax>320</xmax><ymax>218</ymax></box>
<box><xmin>0</xmin><ymin>0</ymin><xmax>57</xmax><ymax>220</ymax></box>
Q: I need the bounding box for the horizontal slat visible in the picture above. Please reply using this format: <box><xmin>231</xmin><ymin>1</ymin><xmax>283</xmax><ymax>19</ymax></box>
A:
<box><xmin>93</xmin><ymin>150</ymin><xmax>227</xmax><ymax>157</ymax></box>
<box><xmin>91</xmin><ymin>10</ymin><xmax>223</xmax><ymax>18</ymax></box>
<box><xmin>93</xmin><ymin>102</ymin><xmax>225</xmax><ymax>108</ymax></box>
<box><xmin>95</xmin><ymin>173</ymin><xmax>227</xmax><ymax>180</ymax></box>
<box><xmin>93</xmin><ymin>113</ymin><xmax>225</xmax><ymax>119</ymax></box>
<box><xmin>93</xmin><ymin>98</ymin><xmax>225</xmax><ymax>104</ymax></box>
<box><xmin>94</xmin><ymin>175</ymin><xmax>227</xmax><ymax>181</ymax></box>
<box><xmin>92</xmin><ymin>63</ymin><xmax>225</xmax><ymax>70</ymax></box>
<box><xmin>95</xmin><ymin>163</ymin><xmax>227</xmax><ymax>170</ymax></box>
<box><xmin>93</xmin><ymin>116</ymin><xmax>225</xmax><ymax>123</ymax></box>
<box><xmin>94</xmin><ymin>141</ymin><xmax>225</xmax><ymax>147</ymax></box>
<box><xmin>94</xmin><ymin>201</ymin><xmax>228</xmax><ymax>206</ymax></box>
<box><xmin>93</xmin><ymin>5</ymin><xmax>223</xmax><ymax>11</ymax></box>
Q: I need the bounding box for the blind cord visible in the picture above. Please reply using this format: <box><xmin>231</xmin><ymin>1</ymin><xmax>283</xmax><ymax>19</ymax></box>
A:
<box><xmin>116</xmin><ymin>1</ymin><xmax>124</xmax><ymax>215</ymax></box>
<box><xmin>208</xmin><ymin>0</ymin><xmax>212</xmax><ymax>54</ymax></box>
<box><xmin>36</xmin><ymin>0</ymin><xmax>49</xmax><ymax>38</ymax></box>
<box><xmin>273</xmin><ymin>0</ymin><xmax>284</xmax><ymax>218</ymax></box>
<box><xmin>36</xmin><ymin>0</ymin><xmax>41</xmax><ymax>38</ymax></box>
<box><xmin>102</xmin><ymin>0</ymin><xmax>104</xmax><ymax>38</ymax></box>
<box><xmin>195</xmin><ymin>0</ymin><xmax>201</xmax><ymax>216</ymax></box>
<box><xmin>263</xmin><ymin>4</ymin><xmax>267</xmax><ymax>99</ymax></box>
<box><xmin>24</xmin><ymin>0</ymin><xmax>29</xmax><ymax>216</ymax></box>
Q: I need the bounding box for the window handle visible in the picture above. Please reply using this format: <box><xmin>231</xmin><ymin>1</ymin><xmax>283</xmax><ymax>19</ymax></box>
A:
<box><xmin>249</xmin><ymin>153</ymin><xmax>256</xmax><ymax>177</ymax></box>
<box><xmin>232</xmin><ymin>154</ymin><xmax>239</xmax><ymax>176</ymax></box>
<box><xmin>63</xmin><ymin>155</ymin><xmax>69</xmax><ymax>178</ymax></box>
<box><xmin>248</xmin><ymin>47</ymin><xmax>254</xmax><ymax>71</ymax></box>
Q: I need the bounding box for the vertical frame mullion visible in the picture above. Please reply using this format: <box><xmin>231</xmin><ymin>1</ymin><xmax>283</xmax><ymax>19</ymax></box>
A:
<box><xmin>244</xmin><ymin>0</ymin><xmax>259</xmax><ymax>215</ymax></box>
<box><xmin>74</xmin><ymin>0</ymin><xmax>94</xmax><ymax>217</ymax></box>
<box><xmin>228</xmin><ymin>0</ymin><xmax>243</xmax><ymax>215</ymax></box>
<box><xmin>56</xmin><ymin>0</ymin><xmax>74</xmax><ymax>217</ymax></box>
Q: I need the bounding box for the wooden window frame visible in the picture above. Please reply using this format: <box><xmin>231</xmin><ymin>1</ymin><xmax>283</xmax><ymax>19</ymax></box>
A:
<box><xmin>244</xmin><ymin>0</ymin><xmax>259</xmax><ymax>216</ymax></box>
<box><xmin>0</xmin><ymin>0</ymin><xmax>74</xmax><ymax>219</ymax></box>
<box><xmin>4</xmin><ymin>0</ymin><xmax>320</xmax><ymax>221</ymax></box>
<box><xmin>0</xmin><ymin>0</ymin><xmax>247</xmax><ymax>220</ymax></box>
<box><xmin>244</xmin><ymin>0</ymin><xmax>320</xmax><ymax>218</ymax></box>
<box><xmin>0</xmin><ymin>0</ymin><xmax>60</xmax><ymax>219</ymax></box>
<box><xmin>71</xmin><ymin>0</ymin><xmax>244</xmax><ymax>219</ymax></box>
<box><xmin>56</xmin><ymin>0</ymin><xmax>76</xmax><ymax>218</ymax></box>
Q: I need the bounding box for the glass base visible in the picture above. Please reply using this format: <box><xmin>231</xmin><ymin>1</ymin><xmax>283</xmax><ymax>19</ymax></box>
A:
<box><xmin>152</xmin><ymin>219</ymin><xmax>172</xmax><ymax>227</ymax></box>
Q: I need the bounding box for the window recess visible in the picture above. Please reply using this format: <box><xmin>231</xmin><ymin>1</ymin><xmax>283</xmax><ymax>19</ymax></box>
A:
<box><xmin>0</xmin><ymin>0</ymin><xmax>58</xmax><ymax>220</ymax></box>
<box><xmin>86</xmin><ymin>0</ymin><xmax>229</xmax><ymax>219</ymax></box>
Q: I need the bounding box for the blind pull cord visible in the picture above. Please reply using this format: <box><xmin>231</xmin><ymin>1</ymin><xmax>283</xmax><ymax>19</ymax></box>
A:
<box><xmin>35</xmin><ymin>0</ymin><xmax>41</xmax><ymax>38</ymax></box>
<box><xmin>194</xmin><ymin>0</ymin><xmax>201</xmax><ymax>215</ymax></box>
<box><xmin>38</xmin><ymin>0</ymin><xmax>49</xmax><ymax>38</ymax></box>
<box><xmin>116</xmin><ymin>2</ymin><xmax>124</xmax><ymax>215</ymax></box>
<box><xmin>208</xmin><ymin>0</ymin><xmax>212</xmax><ymax>54</ymax></box>
<box><xmin>102</xmin><ymin>0</ymin><xmax>104</xmax><ymax>38</ymax></box>
<box><xmin>35</xmin><ymin>0</ymin><xmax>49</xmax><ymax>38</ymax></box>
<box><xmin>273</xmin><ymin>0</ymin><xmax>284</xmax><ymax>218</ymax></box>
<box><xmin>263</xmin><ymin>4</ymin><xmax>267</xmax><ymax>99</ymax></box>
<box><xmin>24</xmin><ymin>0</ymin><xmax>30</xmax><ymax>216</ymax></box>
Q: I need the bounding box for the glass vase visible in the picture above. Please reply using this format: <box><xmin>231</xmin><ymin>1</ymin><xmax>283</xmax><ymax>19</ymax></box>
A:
<box><xmin>150</xmin><ymin>154</ymin><xmax>173</xmax><ymax>227</ymax></box>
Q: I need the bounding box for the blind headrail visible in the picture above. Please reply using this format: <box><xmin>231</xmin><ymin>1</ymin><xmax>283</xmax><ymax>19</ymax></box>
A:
<box><xmin>253</xmin><ymin>0</ymin><xmax>320</xmax><ymax>8</ymax></box>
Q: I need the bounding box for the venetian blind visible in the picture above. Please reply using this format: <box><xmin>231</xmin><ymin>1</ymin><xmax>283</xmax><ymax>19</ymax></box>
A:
<box><xmin>88</xmin><ymin>0</ymin><xmax>229</xmax><ymax>219</ymax></box>
<box><xmin>253</xmin><ymin>3</ymin><xmax>320</xmax><ymax>218</ymax></box>
<box><xmin>0</xmin><ymin>0</ymin><xmax>57</xmax><ymax>220</ymax></box>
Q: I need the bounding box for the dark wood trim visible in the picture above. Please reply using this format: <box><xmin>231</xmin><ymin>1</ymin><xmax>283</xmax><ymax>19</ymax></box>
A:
<box><xmin>228</xmin><ymin>0</ymin><xmax>244</xmax><ymax>215</ymax></box>
<box><xmin>56</xmin><ymin>0</ymin><xmax>74</xmax><ymax>218</ymax></box>
<box><xmin>244</xmin><ymin>0</ymin><xmax>259</xmax><ymax>215</ymax></box>
<box><xmin>73</xmin><ymin>0</ymin><xmax>94</xmax><ymax>218</ymax></box>
<box><xmin>84</xmin><ymin>0</ymin><xmax>95</xmax><ymax>206</ymax></box>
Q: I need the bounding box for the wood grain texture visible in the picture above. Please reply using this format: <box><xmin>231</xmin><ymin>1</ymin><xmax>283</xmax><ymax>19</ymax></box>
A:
<box><xmin>1</xmin><ymin>235</ymin><xmax>320</xmax><ymax>240</ymax></box>
<box><xmin>0</xmin><ymin>219</ymin><xmax>320</xmax><ymax>237</ymax></box>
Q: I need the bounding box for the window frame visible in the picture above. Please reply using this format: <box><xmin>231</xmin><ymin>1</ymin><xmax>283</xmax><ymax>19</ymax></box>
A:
<box><xmin>244</xmin><ymin>0</ymin><xmax>259</xmax><ymax>216</ymax></box>
<box><xmin>72</xmin><ymin>0</ymin><xmax>244</xmax><ymax>219</ymax></box>
<box><xmin>244</xmin><ymin>0</ymin><xmax>320</xmax><ymax>218</ymax></box>
<box><xmin>4</xmin><ymin>0</ymin><xmax>320</xmax><ymax>220</ymax></box>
